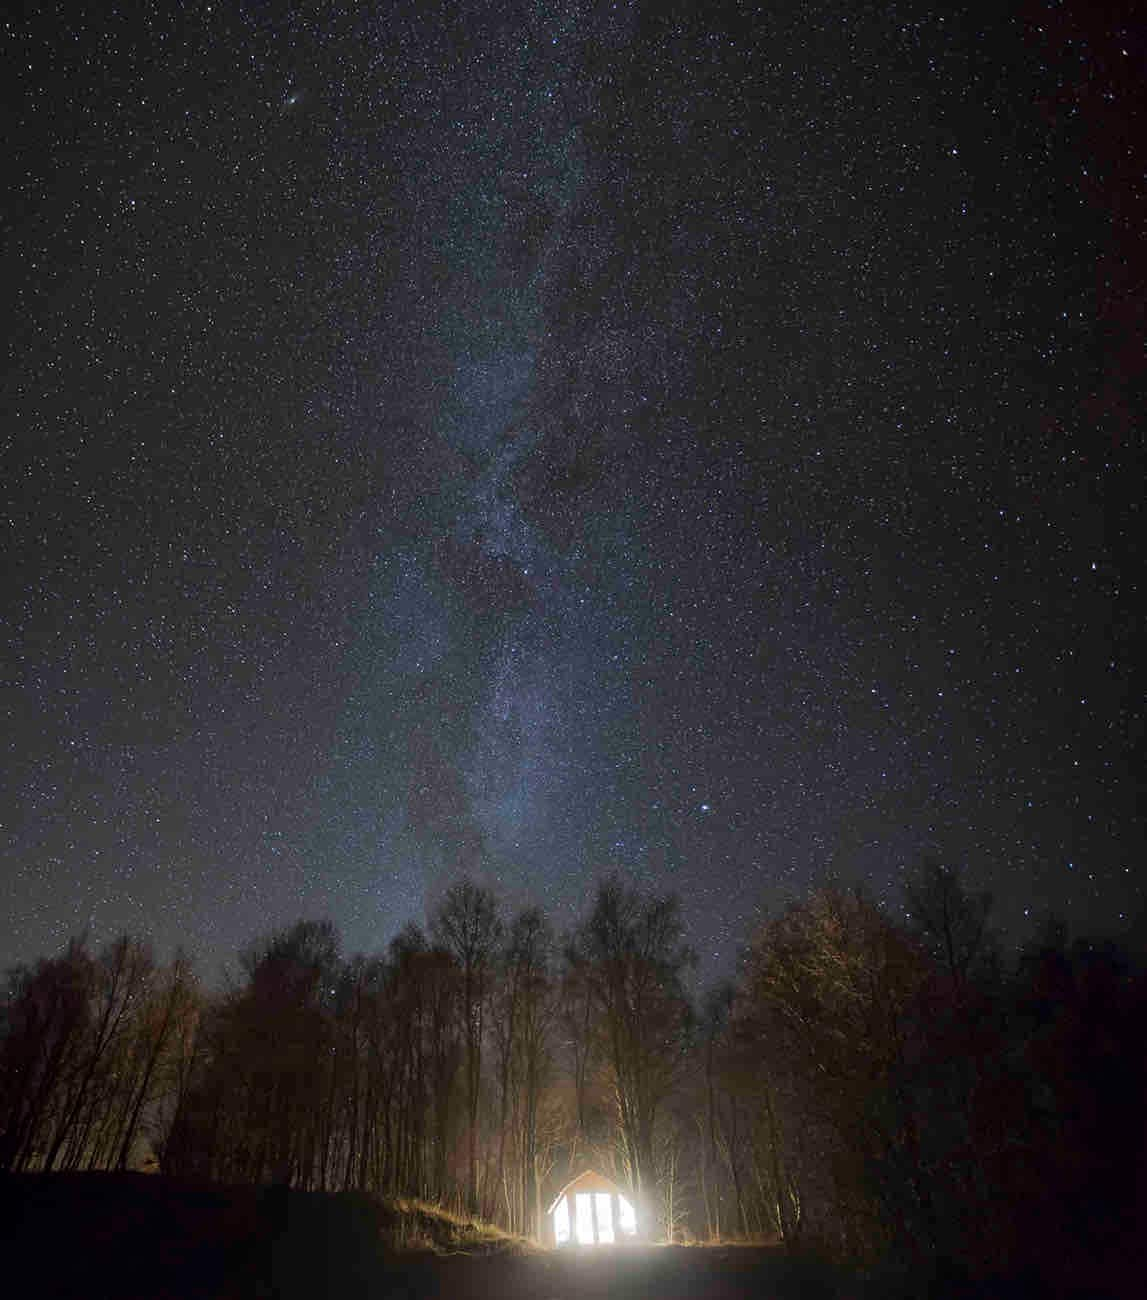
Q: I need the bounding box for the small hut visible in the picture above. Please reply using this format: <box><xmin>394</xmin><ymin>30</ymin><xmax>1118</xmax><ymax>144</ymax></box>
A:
<box><xmin>546</xmin><ymin>1170</ymin><xmax>638</xmax><ymax>1246</ymax></box>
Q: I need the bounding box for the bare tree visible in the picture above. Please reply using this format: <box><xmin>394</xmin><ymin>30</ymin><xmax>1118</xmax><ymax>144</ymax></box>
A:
<box><xmin>112</xmin><ymin>952</ymin><xmax>198</xmax><ymax>1169</ymax></box>
<box><xmin>568</xmin><ymin>876</ymin><xmax>694</xmax><ymax>1237</ymax></box>
<box><xmin>43</xmin><ymin>936</ymin><xmax>153</xmax><ymax>1171</ymax></box>
<box><xmin>0</xmin><ymin>940</ymin><xmax>91</xmax><ymax>1170</ymax></box>
<box><xmin>431</xmin><ymin>880</ymin><xmax>502</xmax><ymax>1214</ymax></box>
<box><xmin>904</xmin><ymin>858</ymin><xmax>996</xmax><ymax>992</ymax></box>
<box><xmin>736</xmin><ymin>888</ymin><xmax>930</xmax><ymax>1260</ymax></box>
<box><xmin>492</xmin><ymin>907</ymin><xmax>555</xmax><ymax>1236</ymax></box>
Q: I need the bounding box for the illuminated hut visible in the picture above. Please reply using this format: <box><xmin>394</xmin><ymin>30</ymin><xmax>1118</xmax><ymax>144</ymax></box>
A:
<box><xmin>546</xmin><ymin>1170</ymin><xmax>639</xmax><ymax>1246</ymax></box>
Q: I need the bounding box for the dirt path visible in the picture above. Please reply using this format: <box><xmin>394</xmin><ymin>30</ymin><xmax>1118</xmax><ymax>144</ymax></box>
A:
<box><xmin>407</xmin><ymin>1244</ymin><xmax>839</xmax><ymax>1300</ymax></box>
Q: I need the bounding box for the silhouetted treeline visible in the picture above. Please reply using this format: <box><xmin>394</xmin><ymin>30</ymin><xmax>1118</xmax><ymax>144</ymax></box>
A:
<box><xmin>2</xmin><ymin>868</ymin><xmax>1144</xmax><ymax>1292</ymax></box>
<box><xmin>0</xmin><ymin>937</ymin><xmax>196</xmax><ymax>1174</ymax></box>
<box><xmin>692</xmin><ymin>866</ymin><xmax>1147</xmax><ymax>1294</ymax></box>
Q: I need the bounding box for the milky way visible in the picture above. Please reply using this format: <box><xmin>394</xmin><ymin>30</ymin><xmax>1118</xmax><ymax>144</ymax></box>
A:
<box><xmin>4</xmin><ymin>1</ymin><xmax>1143</xmax><ymax>986</ymax></box>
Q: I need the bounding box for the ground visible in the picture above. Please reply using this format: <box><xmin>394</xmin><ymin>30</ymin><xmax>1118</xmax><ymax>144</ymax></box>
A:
<box><xmin>0</xmin><ymin>1172</ymin><xmax>1108</xmax><ymax>1298</ymax></box>
<box><xmin>415</xmin><ymin>1244</ymin><xmax>841</xmax><ymax>1300</ymax></box>
<box><xmin>0</xmin><ymin>1172</ymin><xmax>842</xmax><ymax>1298</ymax></box>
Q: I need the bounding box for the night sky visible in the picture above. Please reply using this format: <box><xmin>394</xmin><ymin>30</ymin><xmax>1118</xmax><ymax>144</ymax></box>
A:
<box><xmin>4</xmin><ymin>1</ymin><xmax>1143</xmax><ymax>989</ymax></box>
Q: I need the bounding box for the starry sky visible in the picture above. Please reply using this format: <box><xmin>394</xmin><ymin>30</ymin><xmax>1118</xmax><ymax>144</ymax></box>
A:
<box><xmin>4</xmin><ymin>0</ymin><xmax>1144</xmax><ymax>988</ymax></box>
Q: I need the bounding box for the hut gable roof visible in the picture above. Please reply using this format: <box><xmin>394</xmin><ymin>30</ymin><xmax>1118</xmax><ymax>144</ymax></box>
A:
<box><xmin>546</xmin><ymin>1169</ymin><xmax>626</xmax><ymax>1216</ymax></box>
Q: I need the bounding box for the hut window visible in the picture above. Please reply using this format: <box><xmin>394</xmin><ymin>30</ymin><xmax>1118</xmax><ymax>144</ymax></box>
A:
<box><xmin>574</xmin><ymin>1193</ymin><xmax>595</xmax><ymax>1245</ymax></box>
<box><xmin>595</xmin><ymin>1193</ymin><xmax>615</xmax><ymax>1243</ymax></box>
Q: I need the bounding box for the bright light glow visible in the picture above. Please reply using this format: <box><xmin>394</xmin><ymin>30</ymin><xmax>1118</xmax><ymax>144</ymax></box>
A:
<box><xmin>575</xmin><ymin>1192</ymin><xmax>595</xmax><ymax>1245</ymax></box>
<box><xmin>553</xmin><ymin>1196</ymin><xmax>570</xmax><ymax>1246</ymax></box>
<box><xmin>595</xmin><ymin>1192</ymin><xmax>614</xmax><ymax>1243</ymax></box>
<box><xmin>618</xmin><ymin>1194</ymin><xmax>637</xmax><ymax>1236</ymax></box>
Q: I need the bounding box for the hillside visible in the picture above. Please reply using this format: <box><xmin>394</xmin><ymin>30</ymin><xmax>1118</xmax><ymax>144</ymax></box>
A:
<box><xmin>0</xmin><ymin>1172</ymin><xmax>528</xmax><ymax>1299</ymax></box>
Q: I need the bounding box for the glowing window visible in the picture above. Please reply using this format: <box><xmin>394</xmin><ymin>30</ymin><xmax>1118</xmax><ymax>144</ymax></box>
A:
<box><xmin>594</xmin><ymin>1192</ymin><xmax>615</xmax><ymax>1243</ymax></box>
<box><xmin>574</xmin><ymin>1192</ymin><xmax>595</xmax><ymax>1245</ymax></box>
<box><xmin>553</xmin><ymin>1196</ymin><xmax>570</xmax><ymax>1246</ymax></box>
<box><xmin>617</xmin><ymin>1194</ymin><xmax>637</xmax><ymax>1236</ymax></box>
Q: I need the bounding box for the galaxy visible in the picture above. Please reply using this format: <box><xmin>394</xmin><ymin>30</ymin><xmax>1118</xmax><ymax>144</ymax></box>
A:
<box><xmin>4</xmin><ymin>0</ymin><xmax>1143</xmax><ymax>986</ymax></box>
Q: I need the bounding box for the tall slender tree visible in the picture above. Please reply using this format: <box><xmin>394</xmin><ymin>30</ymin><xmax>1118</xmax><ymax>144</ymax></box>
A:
<box><xmin>431</xmin><ymin>880</ymin><xmax>502</xmax><ymax>1214</ymax></box>
<box><xmin>492</xmin><ymin>907</ymin><xmax>554</xmax><ymax>1236</ymax></box>
<box><xmin>568</xmin><ymin>876</ymin><xmax>694</xmax><ymax>1237</ymax></box>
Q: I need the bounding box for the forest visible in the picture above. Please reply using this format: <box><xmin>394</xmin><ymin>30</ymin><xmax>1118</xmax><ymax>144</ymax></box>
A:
<box><xmin>2</xmin><ymin>867</ymin><xmax>1144</xmax><ymax>1294</ymax></box>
